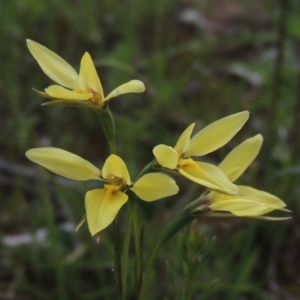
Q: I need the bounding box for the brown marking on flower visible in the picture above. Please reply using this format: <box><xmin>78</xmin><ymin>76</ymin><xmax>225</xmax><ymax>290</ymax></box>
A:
<box><xmin>106</xmin><ymin>173</ymin><xmax>127</xmax><ymax>190</ymax></box>
<box><xmin>88</xmin><ymin>88</ymin><xmax>103</xmax><ymax>106</ymax></box>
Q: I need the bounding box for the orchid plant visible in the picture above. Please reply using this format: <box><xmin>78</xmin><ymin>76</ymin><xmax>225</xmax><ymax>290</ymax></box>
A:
<box><xmin>26</xmin><ymin>40</ymin><xmax>290</xmax><ymax>300</ymax></box>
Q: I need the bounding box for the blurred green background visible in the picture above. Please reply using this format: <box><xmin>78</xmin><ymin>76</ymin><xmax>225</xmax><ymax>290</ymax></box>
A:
<box><xmin>0</xmin><ymin>0</ymin><xmax>300</xmax><ymax>299</ymax></box>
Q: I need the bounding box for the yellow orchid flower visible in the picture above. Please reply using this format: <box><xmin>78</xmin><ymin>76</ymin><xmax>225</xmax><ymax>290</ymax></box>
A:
<box><xmin>27</xmin><ymin>40</ymin><xmax>145</xmax><ymax>108</ymax></box>
<box><xmin>208</xmin><ymin>135</ymin><xmax>289</xmax><ymax>217</ymax></box>
<box><xmin>153</xmin><ymin>112</ymin><xmax>249</xmax><ymax>195</ymax></box>
<box><xmin>26</xmin><ymin>148</ymin><xmax>179</xmax><ymax>235</ymax></box>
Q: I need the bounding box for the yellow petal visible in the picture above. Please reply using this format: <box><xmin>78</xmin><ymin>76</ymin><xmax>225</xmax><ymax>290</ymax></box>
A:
<box><xmin>78</xmin><ymin>52</ymin><xmax>104</xmax><ymax>96</ymax></box>
<box><xmin>174</xmin><ymin>123</ymin><xmax>195</xmax><ymax>153</ymax></box>
<box><xmin>178</xmin><ymin>159</ymin><xmax>239</xmax><ymax>195</ymax></box>
<box><xmin>102</xmin><ymin>155</ymin><xmax>131</xmax><ymax>183</ymax></box>
<box><xmin>104</xmin><ymin>80</ymin><xmax>145</xmax><ymax>101</ymax></box>
<box><xmin>207</xmin><ymin>190</ymin><xmax>225</xmax><ymax>203</ymax></box>
<box><xmin>153</xmin><ymin>145</ymin><xmax>179</xmax><ymax>169</ymax></box>
<box><xmin>131</xmin><ymin>173</ymin><xmax>179</xmax><ymax>201</ymax></box>
<box><xmin>45</xmin><ymin>85</ymin><xmax>91</xmax><ymax>100</ymax></box>
<box><xmin>27</xmin><ymin>39</ymin><xmax>78</xmax><ymax>89</ymax></box>
<box><xmin>85</xmin><ymin>188</ymin><xmax>128</xmax><ymax>235</ymax></box>
<box><xmin>26</xmin><ymin>148</ymin><xmax>101</xmax><ymax>181</ymax></box>
<box><xmin>219</xmin><ymin>135</ymin><xmax>263</xmax><ymax>182</ymax></box>
<box><xmin>209</xmin><ymin>184</ymin><xmax>287</xmax><ymax>216</ymax></box>
<box><xmin>210</xmin><ymin>199</ymin><xmax>273</xmax><ymax>216</ymax></box>
<box><xmin>238</xmin><ymin>186</ymin><xmax>286</xmax><ymax>209</ymax></box>
<box><xmin>185</xmin><ymin>111</ymin><xmax>249</xmax><ymax>157</ymax></box>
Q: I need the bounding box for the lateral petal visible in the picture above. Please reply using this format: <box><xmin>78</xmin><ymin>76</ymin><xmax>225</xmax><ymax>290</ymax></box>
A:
<box><xmin>78</xmin><ymin>52</ymin><xmax>103</xmax><ymax>97</ymax></box>
<box><xmin>185</xmin><ymin>111</ymin><xmax>249</xmax><ymax>157</ymax></box>
<box><xmin>85</xmin><ymin>188</ymin><xmax>128</xmax><ymax>235</ymax></box>
<box><xmin>153</xmin><ymin>145</ymin><xmax>179</xmax><ymax>169</ymax></box>
<box><xmin>174</xmin><ymin>123</ymin><xmax>195</xmax><ymax>153</ymax></box>
<box><xmin>45</xmin><ymin>85</ymin><xmax>91</xmax><ymax>100</ymax></box>
<box><xmin>209</xmin><ymin>184</ymin><xmax>287</xmax><ymax>216</ymax></box>
<box><xmin>104</xmin><ymin>80</ymin><xmax>145</xmax><ymax>101</ymax></box>
<box><xmin>178</xmin><ymin>159</ymin><xmax>239</xmax><ymax>195</ymax></box>
<box><xmin>26</xmin><ymin>147</ymin><xmax>101</xmax><ymax>181</ymax></box>
<box><xmin>219</xmin><ymin>135</ymin><xmax>263</xmax><ymax>182</ymax></box>
<box><xmin>27</xmin><ymin>39</ymin><xmax>78</xmax><ymax>89</ymax></box>
<box><xmin>210</xmin><ymin>199</ymin><xmax>273</xmax><ymax>216</ymax></box>
<box><xmin>131</xmin><ymin>173</ymin><xmax>179</xmax><ymax>201</ymax></box>
<box><xmin>238</xmin><ymin>186</ymin><xmax>286</xmax><ymax>209</ymax></box>
<box><xmin>102</xmin><ymin>155</ymin><xmax>131</xmax><ymax>183</ymax></box>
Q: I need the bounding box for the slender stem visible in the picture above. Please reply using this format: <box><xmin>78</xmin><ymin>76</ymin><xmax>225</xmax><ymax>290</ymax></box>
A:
<box><xmin>135</xmin><ymin>160</ymin><xmax>183</xmax><ymax>184</ymax></box>
<box><xmin>113</xmin><ymin>215</ymin><xmax>123</xmax><ymax>299</ymax></box>
<box><xmin>39</xmin><ymin>177</ymin><xmax>67</xmax><ymax>299</ymax></box>
<box><xmin>120</xmin><ymin>207</ymin><xmax>133</xmax><ymax>300</ymax></box>
<box><xmin>108</xmin><ymin>139</ymin><xmax>116</xmax><ymax>155</ymax></box>
<box><xmin>137</xmin><ymin>224</ymin><xmax>145</xmax><ymax>299</ymax></box>
<box><xmin>140</xmin><ymin>196</ymin><xmax>209</xmax><ymax>298</ymax></box>
<box><xmin>130</xmin><ymin>198</ymin><xmax>143</xmax><ymax>299</ymax></box>
<box><xmin>95</xmin><ymin>108</ymin><xmax>116</xmax><ymax>154</ymax></box>
<box><xmin>135</xmin><ymin>159</ymin><xmax>157</xmax><ymax>181</ymax></box>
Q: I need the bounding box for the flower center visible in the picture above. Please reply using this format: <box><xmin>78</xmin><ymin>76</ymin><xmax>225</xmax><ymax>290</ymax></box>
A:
<box><xmin>177</xmin><ymin>157</ymin><xmax>197</xmax><ymax>169</ymax></box>
<box><xmin>88</xmin><ymin>88</ymin><xmax>103</xmax><ymax>106</ymax></box>
<box><xmin>106</xmin><ymin>173</ymin><xmax>127</xmax><ymax>191</ymax></box>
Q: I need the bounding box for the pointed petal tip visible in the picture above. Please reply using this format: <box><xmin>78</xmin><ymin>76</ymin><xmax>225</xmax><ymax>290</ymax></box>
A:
<box><xmin>78</xmin><ymin>52</ymin><xmax>103</xmax><ymax>96</ymax></box>
<box><xmin>233</xmin><ymin>110</ymin><xmax>250</xmax><ymax>122</ymax></box>
<box><xmin>26</xmin><ymin>39</ymin><xmax>34</xmax><ymax>46</ymax></box>
<box><xmin>239</xmin><ymin>110</ymin><xmax>250</xmax><ymax>119</ymax></box>
<box><xmin>250</xmin><ymin>134</ymin><xmax>263</xmax><ymax>143</ymax></box>
<box><xmin>174</xmin><ymin>123</ymin><xmax>195</xmax><ymax>153</ymax></box>
<box><xmin>83</xmin><ymin>51</ymin><xmax>91</xmax><ymax>56</ymax></box>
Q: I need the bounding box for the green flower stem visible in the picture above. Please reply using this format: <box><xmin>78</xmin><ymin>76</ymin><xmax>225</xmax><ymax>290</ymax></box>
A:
<box><xmin>119</xmin><ymin>197</ymin><xmax>143</xmax><ymax>300</ymax></box>
<box><xmin>135</xmin><ymin>160</ymin><xmax>182</xmax><ymax>183</ymax></box>
<box><xmin>113</xmin><ymin>215</ymin><xmax>123</xmax><ymax>299</ymax></box>
<box><xmin>140</xmin><ymin>196</ymin><xmax>210</xmax><ymax>299</ymax></box>
<box><xmin>130</xmin><ymin>197</ymin><xmax>143</xmax><ymax>299</ymax></box>
<box><xmin>135</xmin><ymin>159</ymin><xmax>157</xmax><ymax>181</ymax></box>
<box><xmin>38</xmin><ymin>176</ymin><xmax>67</xmax><ymax>300</ymax></box>
<box><xmin>95</xmin><ymin>107</ymin><xmax>116</xmax><ymax>154</ymax></box>
<box><xmin>120</xmin><ymin>207</ymin><xmax>133</xmax><ymax>300</ymax></box>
